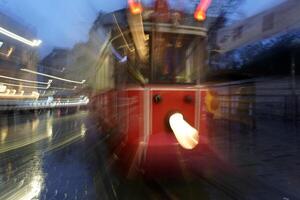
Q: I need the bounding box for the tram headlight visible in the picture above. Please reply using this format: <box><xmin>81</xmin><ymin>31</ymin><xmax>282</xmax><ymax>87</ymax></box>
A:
<box><xmin>169</xmin><ymin>113</ymin><xmax>199</xmax><ymax>150</ymax></box>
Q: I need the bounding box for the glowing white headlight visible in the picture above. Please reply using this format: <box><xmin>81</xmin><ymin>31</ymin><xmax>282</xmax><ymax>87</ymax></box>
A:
<box><xmin>169</xmin><ymin>113</ymin><xmax>199</xmax><ymax>150</ymax></box>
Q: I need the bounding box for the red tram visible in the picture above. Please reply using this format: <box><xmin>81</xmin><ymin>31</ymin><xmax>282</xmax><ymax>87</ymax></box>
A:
<box><xmin>90</xmin><ymin>0</ymin><xmax>219</xmax><ymax>178</ymax></box>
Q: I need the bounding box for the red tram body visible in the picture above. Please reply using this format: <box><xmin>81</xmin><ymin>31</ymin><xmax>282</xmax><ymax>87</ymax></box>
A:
<box><xmin>91</xmin><ymin>85</ymin><xmax>219</xmax><ymax>177</ymax></box>
<box><xmin>90</xmin><ymin>0</ymin><xmax>217</xmax><ymax>178</ymax></box>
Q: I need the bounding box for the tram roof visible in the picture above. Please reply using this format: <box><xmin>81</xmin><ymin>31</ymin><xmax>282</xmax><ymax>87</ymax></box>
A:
<box><xmin>93</xmin><ymin>8</ymin><xmax>217</xmax><ymax>37</ymax></box>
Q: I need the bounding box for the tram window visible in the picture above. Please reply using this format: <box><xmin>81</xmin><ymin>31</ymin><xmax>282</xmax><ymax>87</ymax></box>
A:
<box><xmin>150</xmin><ymin>33</ymin><xmax>199</xmax><ymax>84</ymax></box>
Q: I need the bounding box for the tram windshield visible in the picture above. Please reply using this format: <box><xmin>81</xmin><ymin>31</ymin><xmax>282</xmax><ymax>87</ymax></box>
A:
<box><xmin>120</xmin><ymin>30</ymin><xmax>206</xmax><ymax>86</ymax></box>
<box><xmin>150</xmin><ymin>32</ymin><xmax>202</xmax><ymax>84</ymax></box>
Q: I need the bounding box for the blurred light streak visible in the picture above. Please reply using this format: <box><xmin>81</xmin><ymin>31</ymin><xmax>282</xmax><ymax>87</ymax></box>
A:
<box><xmin>0</xmin><ymin>26</ymin><xmax>42</xmax><ymax>47</ymax></box>
<box><xmin>31</xmin><ymin>91</ymin><xmax>40</xmax><ymax>99</ymax></box>
<box><xmin>6</xmin><ymin>47</ymin><xmax>13</xmax><ymax>57</ymax></box>
<box><xmin>0</xmin><ymin>112</ymin><xmax>88</xmax><ymax>153</ymax></box>
<box><xmin>81</xmin><ymin>124</ymin><xmax>86</xmax><ymax>136</ymax></box>
<box><xmin>4</xmin><ymin>174</ymin><xmax>43</xmax><ymax>200</ymax></box>
<box><xmin>20</xmin><ymin>175</ymin><xmax>43</xmax><ymax>200</ymax></box>
<box><xmin>0</xmin><ymin>81</ymin><xmax>50</xmax><ymax>89</ymax></box>
<box><xmin>0</xmin><ymin>75</ymin><xmax>51</xmax><ymax>85</ymax></box>
<box><xmin>113</xmin><ymin>14</ymin><xmax>135</xmax><ymax>52</ymax></box>
<box><xmin>50</xmin><ymin>85</ymin><xmax>77</xmax><ymax>91</ymax></box>
<box><xmin>0</xmin><ymin>127</ymin><xmax>8</xmax><ymax>144</ymax></box>
<box><xmin>194</xmin><ymin>0</ymin><xmax>212</xmax><ymax>21</ymax></box>
<box><xmin>127</xmin><ymin>10</ymin><xmax>148</xmax><ymax>62</ymax></box>
<box><xmin>169</xmin><ymin>113</ymin><xmax>199</xmax><ymax>149</ymax></box>
<box><xmin>0</xmin><ymin>129</ymin><xmax>51</xmax><ymax>153</ymax></box>
<box><xmin>46</xmin><ymin>132</ymin><xmax>84</xmax><ymax>152</ymax></box>
<box><xmin>0</xmin><ymin>89</ymin><xmax>39</xmax><ymax>99</ymax></box>
<box><xmin>47</xmin><ymin>119</ymin><xmax>53</xmax><ymax>139</ymax></box>
<box><xmin>31</xmin><ymin>118</ymin><xmax>40</xmax><ymax>132</ymax></box>
<box><xmin>0</xmin><ymin>47</ymin><xmax>14</xmax><ymax>57</ymax></box>
<box><xmin>0</xmin><ymin>94</ymin><xmax>37</xmax><ymax>99</ymax></box>
<box><xmin>0</xmin><ymin>84</ymin><xmax>7</xmax><ymax>92</ymax></box>
<box><xmin>128</xmin><ymin>0</ymin><xmax>143</xmax><ymax>15</ymax></box>
<box><xmin>21</xmin><ymin>68</ymin><xmax>86</xmax><ymax>84</ymax></box>
<box><xmin>82</xmin><ymin>96</ymin><xmax>89</xmax><ymax>103</ymax></box>
<box><xmin>111</xmin><ymin>46</ymin><xmax>128</xmax><ymax>63</ymax></box>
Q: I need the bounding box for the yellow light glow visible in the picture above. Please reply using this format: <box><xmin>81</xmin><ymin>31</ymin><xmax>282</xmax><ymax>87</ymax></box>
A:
<box><xmin>32</xmin><ymin>91</ymin><xmax>40</xmax><ymax>99</ymax></box>
<box><xmin>0</xmin><ymin>27</ymin><xmax>42</xmax><ymax>47</ymax></box>
<box><xmin>0</xmin><ymin>84</ymin><xmax>6</xmax><ymax>92</ymax></box>
<box><xmin>81</xmin><ymin>124</ymin><xmax>87</xmax><ymax>136</ymax></box>
<box><xmin>194</xmin><ymin>10</ymin><xmax>206</xmax><ymax>21</ymax></box>
<box><xmin>47</xmin><ymin>119</ymin><xmax>53</xmax><ymax>139</ymax></box>
<box><xmin>18</xmin><ymin>175</ymin><xmax>43</xmax><ymax>200</ymax></box>
<box><xmin>0</xmin><ymin>127</ymin><xmax>8</xmax><ymax>144</ymax></box>
<box><xmin>169</xmin><ymin>113</ymin><xmax>199</xmax><ymax>149</ymax></box>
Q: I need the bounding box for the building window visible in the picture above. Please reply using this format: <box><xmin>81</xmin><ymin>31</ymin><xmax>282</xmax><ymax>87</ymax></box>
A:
<box><xmin>0</xmin><ymin>41</ymin><xmax>3</xmax><ymax>48</ymax></box>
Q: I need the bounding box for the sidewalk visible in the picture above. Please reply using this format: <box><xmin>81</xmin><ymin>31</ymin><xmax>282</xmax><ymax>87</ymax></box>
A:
<box><xmin>208</xmin><ymin>117</ymin><xmax>300</xmax><ymax>198</ymax></box>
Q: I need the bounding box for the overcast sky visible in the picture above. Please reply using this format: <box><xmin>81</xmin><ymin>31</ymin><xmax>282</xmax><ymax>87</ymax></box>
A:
<box><xmin>0</xmin><ymin>0</ymin><xmax>286</xmax><ymax>57</ymax></box>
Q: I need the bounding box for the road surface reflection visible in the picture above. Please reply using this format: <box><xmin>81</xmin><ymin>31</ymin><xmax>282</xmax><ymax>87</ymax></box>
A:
<box><xmin>0</xmin><ymin>109</ymin><xmax>299</xmax><ymax>200</ymax></box>
<box><xmin>0</xmin><ymin>110</ymin><xmax>97</xmax><ymax>200</ymax></box>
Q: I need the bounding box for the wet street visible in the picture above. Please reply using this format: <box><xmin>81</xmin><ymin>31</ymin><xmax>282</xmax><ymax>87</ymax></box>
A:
<box><xmin>0</xmin><ymin>109</ymin><xmax>299</xmax><ymax>200</ymax></box>
<box><xmin>0</xmin><ymin>110</ymin><xmax>100</xmax><ymax>200</ymax></box>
